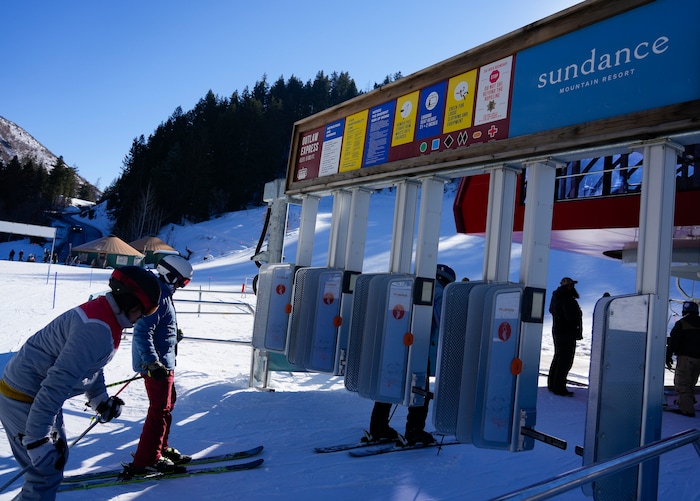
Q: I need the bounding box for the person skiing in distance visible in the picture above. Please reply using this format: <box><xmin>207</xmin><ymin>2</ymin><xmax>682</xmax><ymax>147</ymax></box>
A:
<box><xmin>667</xmin><ymin>300</ymin><xmax>700</xmax><ymax>417</ymax></box>
<box><xmin>0</xmin><ymin>266</ymin><xmax>160</xmax><ymax>501</ymax></box>
<box><xmin>122</xmin><ymin>255</ymin><xmax>194</xmax><ymax>478</ymax></box>
<box><xmin>547</xmin><ymin>277</ymin><xmax>583</xmax><ymax>397</ymax></box>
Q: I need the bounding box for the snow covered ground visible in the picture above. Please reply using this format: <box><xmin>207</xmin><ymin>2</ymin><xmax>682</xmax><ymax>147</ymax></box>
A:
<box><xmin>1</xmin><ymin>188</ymin><xmax>698</xmax><ymax>500</ymax></box>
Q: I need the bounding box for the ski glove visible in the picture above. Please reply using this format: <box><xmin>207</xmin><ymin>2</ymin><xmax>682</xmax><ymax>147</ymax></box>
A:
<box><xmin>24</xmin><ymin>435</ymin><xmax>67</xmax><ymax>470</ymax></box>
<box><xmin>144</xmin><ymin>361</ymin><xmax>169</xmax><ymax>380</ymax></box>
<box><xmin>96</xmin><ymin>396</ymin><xmax>125</xmax><ymax>423</ymax></box>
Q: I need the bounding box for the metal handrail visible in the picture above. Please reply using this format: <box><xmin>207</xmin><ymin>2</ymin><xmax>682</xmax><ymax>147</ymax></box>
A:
<box><xmin>491</xmin><ymin>429</ymin><xmax>700</xmax><ymax>501</ymax></box>
<box><xmin>172</xmin><ymin>287</ymin><xmax>256</xmax><ymax>315</ymax></box>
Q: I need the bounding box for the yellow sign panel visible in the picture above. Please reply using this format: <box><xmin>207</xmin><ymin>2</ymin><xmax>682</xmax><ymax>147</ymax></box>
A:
<box><xmin>443</xmin><ymin>70</ymin><xmax>478</xmax><ymax>133</ymax></box>
<box><xmin>391</xmin><ymin>91</ymin><xmax>419</xmax><ymax>147</ymax></box>
<box><xmin>339</xmin><ymin>109</ymin><xmax>369</xmax><ymax>172</ymax></box>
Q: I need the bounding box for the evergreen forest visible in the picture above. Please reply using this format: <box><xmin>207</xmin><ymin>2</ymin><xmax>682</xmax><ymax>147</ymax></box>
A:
<box><xmin>0</xmin><ymin>155</ymin><xmax>97</xmax><ymax>226</ymax></box>
<box><xmin>102</xmin><ymin>71</ymin><xmax>376</xmax><ymax>241</ymax></box>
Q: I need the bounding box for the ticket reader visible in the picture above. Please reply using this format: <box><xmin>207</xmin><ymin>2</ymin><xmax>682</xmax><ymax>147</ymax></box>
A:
<box><xmin>582</xmin><ymin>294</ymin><xmax>653</xmax><ymax>500</ymax></box>
<box><xmin>286</xmin><ymin>267</ymin><xmax>345</xmax><ymax>374</ymax></box>
<box><xmin>354</xmin><ymin>274</ymin><xmax>415</xmax><ymax>404</ymax></box>
<box><xmin>251</xmin><ymin>262</ymin><xmax>295</xmax><ymax>353</ymax></box>
<box><xmin>434</xmin><ymin>283</ymin><xmax>549</xmax><ymax>452</ymax></box>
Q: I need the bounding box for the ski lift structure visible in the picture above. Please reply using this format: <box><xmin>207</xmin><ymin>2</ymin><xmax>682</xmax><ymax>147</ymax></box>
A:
<box><xmin>250</xmin><ymin>1</ymin><xmax>700</xmax><ymax>499</ymax></box>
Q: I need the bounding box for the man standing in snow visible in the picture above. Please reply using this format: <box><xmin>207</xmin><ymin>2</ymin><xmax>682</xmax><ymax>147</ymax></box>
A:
<box><xmin>667</xmin><ymin>300</ymin><xmax>700</xmax><ymax>417</ymax></box>
<box><xmin>548</xmin><ymin>277</ymin><xmax>583</xmax><ymax>397</ymax></box>
<box><xmin>0</xmin><ymin>266</ymin><xmax>161</xmax><ymax>500</ymax></box>
<box><xmin>366</xmin><ymin>264</ymin><xmax>456</xmax><ymax>446</ymax></box>
<box><xmin>122</xmin><ymin>255</ymin><xmax>194</xmax><ymax>478</ymax></box>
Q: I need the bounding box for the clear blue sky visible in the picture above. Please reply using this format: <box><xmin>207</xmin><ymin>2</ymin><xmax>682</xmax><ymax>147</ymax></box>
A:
<box><xmin>1</xmin><ymin>0</ymin><xmax>581</xmax><ymax>190</ymax></box>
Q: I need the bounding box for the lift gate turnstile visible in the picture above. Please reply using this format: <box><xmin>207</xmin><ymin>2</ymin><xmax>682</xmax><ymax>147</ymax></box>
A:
<box><xmin>583</xmin><ymin>293</ymin><xmax>653</xmax><ymax>500</ymax></box>
<box><xmin>344</xmin><ymin>273</ymin><xmax>418</xmax><ymax>405</ymax></box>
<box><xmin>433</xmin><ymin>282</ymin><xmax>545</xmax><ymax>451</ymax></box>
<box><xmin>286</xmin><ymin>267</ymin><xmax>345</xmax><ymax>374</ymax></box>
<box><xmin>252</xmin><ymin>262</ymin><xmax>295</xmax><ymax>353</ymax></box>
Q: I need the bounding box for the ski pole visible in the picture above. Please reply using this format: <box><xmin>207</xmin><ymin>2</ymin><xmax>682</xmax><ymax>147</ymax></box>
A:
<box><xmin>0</xmin><ymin>417</ymin><xmax>102</xmax><ymax>493</ymax></box>
<box><xmin>106</xmin><ymin>373</ymin><xmax>143</xmax><ymax>388</ymax></box>
<box><xmin>72</xmin><ymin>372</ymin><xmax>136</xmax><ymax>448</ymax></box>
<box><xmin>0</xmin><ymin>373</ymin><xmax>138</xmax><ymax>493</ymax></box>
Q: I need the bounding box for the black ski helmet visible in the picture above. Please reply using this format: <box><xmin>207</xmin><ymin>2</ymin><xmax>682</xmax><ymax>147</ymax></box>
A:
<box><xmin>109</xmin><ymin>266</ymin><xmax>161</xmax><ymax>315</ymax></box>
<box><xmin>682</xmin><ymin>301</ymin><xmax>699</xmax><ymax>316</ymax></box>
<box><xmin>436</xmin><ymin>264</ymin><xmax>457</xmax><ymax>286</ymax></box>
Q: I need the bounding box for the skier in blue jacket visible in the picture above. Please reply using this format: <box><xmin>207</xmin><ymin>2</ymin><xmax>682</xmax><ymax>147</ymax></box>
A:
<box><xmin>0</xmin><ymin>266</ymin><xmax>160</xmax><ymax>501</ymax></box>
<box><xmin>122</xmin><ymin>255</ymin><xmax>193</xmax><ymax>478</ymax></box>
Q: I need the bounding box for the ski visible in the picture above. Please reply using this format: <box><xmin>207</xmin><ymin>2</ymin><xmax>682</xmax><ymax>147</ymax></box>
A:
<box><xmin>58</xmin><ymin>458</ymin><xmax>264</xmax><ymax>491</ymax></box>
<box><xmin>349</xmin><ymin>440</ymin><xmax>461</xmax><ymax>457</ymax></box>
<box><xmin>314</xmin><ymin>437</ymin><xmax>398</xmax><ymax>454</ymax></box>
<box><xmin>62</xmin><ymin>445</ymin><xmax>264</xmax><ymax>483</ymax></box>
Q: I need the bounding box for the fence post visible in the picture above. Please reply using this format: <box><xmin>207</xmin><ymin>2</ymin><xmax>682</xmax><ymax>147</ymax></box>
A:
<box><xmin>52</xmin><ymin>272</ymin><xmax>58</xmax><ymax>309</ymax></box>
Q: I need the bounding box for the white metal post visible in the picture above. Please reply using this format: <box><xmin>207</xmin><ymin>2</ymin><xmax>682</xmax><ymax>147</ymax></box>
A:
<box><xmin>408</xmin><ymin>177</ymin><xmax>447</xmax><ymax>405</ymax></box>
<box><xmin>296</xmin><ymin>195</ymin><xmax>320</xmax><ymax>267</ymax></box>
<box><xmin>344</xmin><ymin>188</ymin><xmax>372</xmax><ymax>273</ymax></box>
<box><xmin>327</xmin><ymin>190</ymin><xmax>352</xmax><ymax>268</ymax></box>
<box><xmin>634</xmin><ymin>139</ymin><xmax>683</xmax><ymax>500</ymax></box>
<box><xmin>514</xmin><ymin>159</ymin><xmax>559</xmax><ymax>447</ymax></box>
<box><xmin>389</xmin><ymin>181</ymin><xmax>419</xmax><ymax>274</ymax></box>
<box><xmin>482</xmin><ymin>165</ymin><xmax>519</xmax><ymax>282</ymax></box>
<box><xmin>519</xmin><ymin>160</ymin><xmax>561</xmax><ymax>289</ymax></box>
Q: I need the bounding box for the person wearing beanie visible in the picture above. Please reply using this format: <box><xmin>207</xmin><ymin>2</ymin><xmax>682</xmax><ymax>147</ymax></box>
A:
<box><xmin>547</xmin><ymin>277</ymin><xmax>583</xmax><ymax>397</ymax></box>
<box><xmin>0</xmin><ymin>266</ymin><xmax>160</xmax><ymax>500</ymax></box>
<box><xmin>667</xmin><ymin>301</ymin><xmax>700</xmax><ymax>417</ymax></box>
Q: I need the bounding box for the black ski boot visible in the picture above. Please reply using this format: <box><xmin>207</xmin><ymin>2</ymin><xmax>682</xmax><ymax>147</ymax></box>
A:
<box><xmin>404</xmin><ymin>427</ymin><xmax>436</xmax><ymax>446</ymax></box>
<box><xmin>162</xmin><ymin>446</ymin><xmax>192</xmax><ymax>465</ymax></box>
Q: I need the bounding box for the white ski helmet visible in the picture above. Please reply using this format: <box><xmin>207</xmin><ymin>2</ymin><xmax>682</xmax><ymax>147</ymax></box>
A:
<box><xmin>156</xmin><ymin>255</ymin><xmax>193</xmax><ymax>288</ymax></box>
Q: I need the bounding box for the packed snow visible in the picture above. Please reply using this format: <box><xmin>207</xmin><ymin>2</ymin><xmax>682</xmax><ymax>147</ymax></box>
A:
<box><xmin>0</xmin><ymin>187</ymin><xmax>698</xmax><ymax>500</ymax></box>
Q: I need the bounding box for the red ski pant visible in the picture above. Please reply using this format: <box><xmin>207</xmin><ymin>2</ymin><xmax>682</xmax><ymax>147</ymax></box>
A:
<box><xmin>132</xmin><ymin>371</ymin><xmax>176</xmax><ymax>468</ymax></box>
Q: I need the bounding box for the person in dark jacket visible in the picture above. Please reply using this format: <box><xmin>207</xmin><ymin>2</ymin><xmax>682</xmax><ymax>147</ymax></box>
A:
<box><xmin>122</xmin><ymin>255</ymin><xmax>194</xmax><ymax>478</ymax></box>
<box><xmin>0</xmin><ymin>266</ymin><xmax>160</xmax><ymax>501</ymax></box>
<box><xmin>548</xmin><ymin>277</ymin><xmax>583</xmax><ymax>397</ymax></box>
<box><xmin>366</xmin><ymin>264</ymin><xmax>456</xmax><ymax>445</ymax></box>
<box><xmin>667</xmin><ymin>301</ymin><xmax>700</xmax><ymax>417</ymax></box>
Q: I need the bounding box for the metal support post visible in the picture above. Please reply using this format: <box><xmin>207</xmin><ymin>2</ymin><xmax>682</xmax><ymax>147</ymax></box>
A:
<box><xmin>482</xmin><ymin>164</ymin><xmax>519</xmax><ymax>282</ymax></box>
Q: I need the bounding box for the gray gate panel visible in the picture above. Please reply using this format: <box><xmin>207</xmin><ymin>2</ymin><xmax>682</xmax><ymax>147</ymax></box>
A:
<box><xmin>433</xmin><ymin>281</ymin><xmax>483</xmax><ymax>435</ymax></box>
<box><xmin>345</xmin><ymin>274</ymin><xmax>382</xmax><ymax>392</ymax></box>
<box><xmin>584</xmin><ymin>294</ymin><xmax>650</xmax><ymax>501</ymax></box>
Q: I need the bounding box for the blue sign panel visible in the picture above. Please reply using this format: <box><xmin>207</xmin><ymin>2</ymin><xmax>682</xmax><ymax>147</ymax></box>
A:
<box><xmin>415</xmin><ymin>81</ymin><xmax>447</xmax><ymax>141</ymax></box>
<box><xmin>510</xmin><ymin>0</ymin><xmax>700</xmax><ymax>137</ymax></box>
<box><xmin>363</xmin><ymin>102</ymin><xmax>396</xmax><ymax>167</ymax></box>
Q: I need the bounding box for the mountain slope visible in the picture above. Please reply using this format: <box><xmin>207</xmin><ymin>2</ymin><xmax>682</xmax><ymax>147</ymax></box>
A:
<box><xmin>0</xmin><ymin>115</ymin><xmax>59</xmax><ymax>169</ymax></box>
